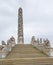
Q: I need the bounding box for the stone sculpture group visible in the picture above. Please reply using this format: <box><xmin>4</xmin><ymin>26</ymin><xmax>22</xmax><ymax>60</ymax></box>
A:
<box><xmin>0</xmin><ymin>36</ymin><xmax>16</xmax><ymax>58</ymax></box>
<box><xmin>31</xmin><ymin>36</ymin><xmax>51</xmax><ymax>56</ymax></box>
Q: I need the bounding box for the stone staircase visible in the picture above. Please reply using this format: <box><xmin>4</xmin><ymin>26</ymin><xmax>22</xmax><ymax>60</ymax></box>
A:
<box><xmin>0</xmin><ymin>44</ymin><xmax>53</xmax><ymax>65</ymax></box>
<box><xmin>6</xmin><ymin>44</ymin><xmax>47</xmax><ymax>59</ymax></box>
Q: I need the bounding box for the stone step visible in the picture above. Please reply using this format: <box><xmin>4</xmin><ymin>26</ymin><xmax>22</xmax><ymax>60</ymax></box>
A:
<box><xmin>0</xmin><ymin>57</ymin><xmax>53</xmax><ymax>65</ymax></box>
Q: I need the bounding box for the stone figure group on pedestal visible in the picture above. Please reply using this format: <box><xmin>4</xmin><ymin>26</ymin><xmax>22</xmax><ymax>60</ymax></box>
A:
<box><xmin>0</xmin><ymin>36</ymin><xmax>16</xmax><ymax>58</ymax></box>
<box><xmin>31</xmin><ymin>36</ymin><xmax>51</xmax><ymax>56</ymax></box>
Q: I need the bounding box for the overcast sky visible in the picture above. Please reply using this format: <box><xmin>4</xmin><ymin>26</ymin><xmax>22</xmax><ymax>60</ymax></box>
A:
<box><xmin>0</xmin><ymin>0</ymin><xmax>53</xmax><ymax>47</ymax></box>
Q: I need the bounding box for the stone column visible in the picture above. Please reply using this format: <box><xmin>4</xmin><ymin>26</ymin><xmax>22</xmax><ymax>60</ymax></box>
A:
<box><xmin>18</xmin><ymin>8</ymin><xmax>24</xmax><ymax>44</ymax></box>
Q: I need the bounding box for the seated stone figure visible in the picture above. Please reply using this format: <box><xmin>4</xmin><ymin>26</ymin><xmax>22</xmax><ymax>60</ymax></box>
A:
<box><xmin>31</xmin><ymin>36</ymin><xmax>35</xmax><ymax>45</ymax></box>
<box><xmin>7</xmin><ymin>39</ymin><xmax>12</xmax><ymax>52</ymax></box>
<box><xmin>10</xmin><ymin>36</ymin><xmax>16</xmax><ymax>47</ymax></box>
<box><xmin>45</xmin><ymin>39</ymin><xmax>50</xmax><ymax>47</ymax></box>
<box><xmin>43</xmin><ymin>38</ymin><xmax>51</xmax><ymax>56</ymax></box>
<box><xmin>44</xmin><ymin>38</ymin><xmax>50</xmax><ymax>48</ymax></box>
<box><xmin>0</xmin><ymin>41</ymin><xmax>8</xmax><ymax>58</ymax></box>
<box><xmin>2</xmin><ymin>45</ymin><xmax>8</xmax><ymax>58</ymax></box>
<box><xmin>36</xmin><ymin>38</ymin><xmax>39</xmax><ymax>44</ymax></box>
<box><xmin>31</xmin><ymin>36</ymin><xmax>39</xmax><ymax>46</ymax></box>
<box><xmin>40</xmin><ymin>38</ymin><xmax>42</xmax><ymax>44</ymax></box>
<box><xmin>2</xmin><ymin>40</ymin><xmax>6</xmax><ymax>47</ymax></box>
<box><xmin>7</xmin><ymin>36</ymin><xmax>16</xmax><ymax>49</ymax></box>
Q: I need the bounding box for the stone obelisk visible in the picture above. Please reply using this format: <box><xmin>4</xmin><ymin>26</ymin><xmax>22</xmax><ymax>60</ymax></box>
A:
<box><xmin>18</xmin><ymin>8</ymin><xmax>24</xmax><ymax>44</ymax></box>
